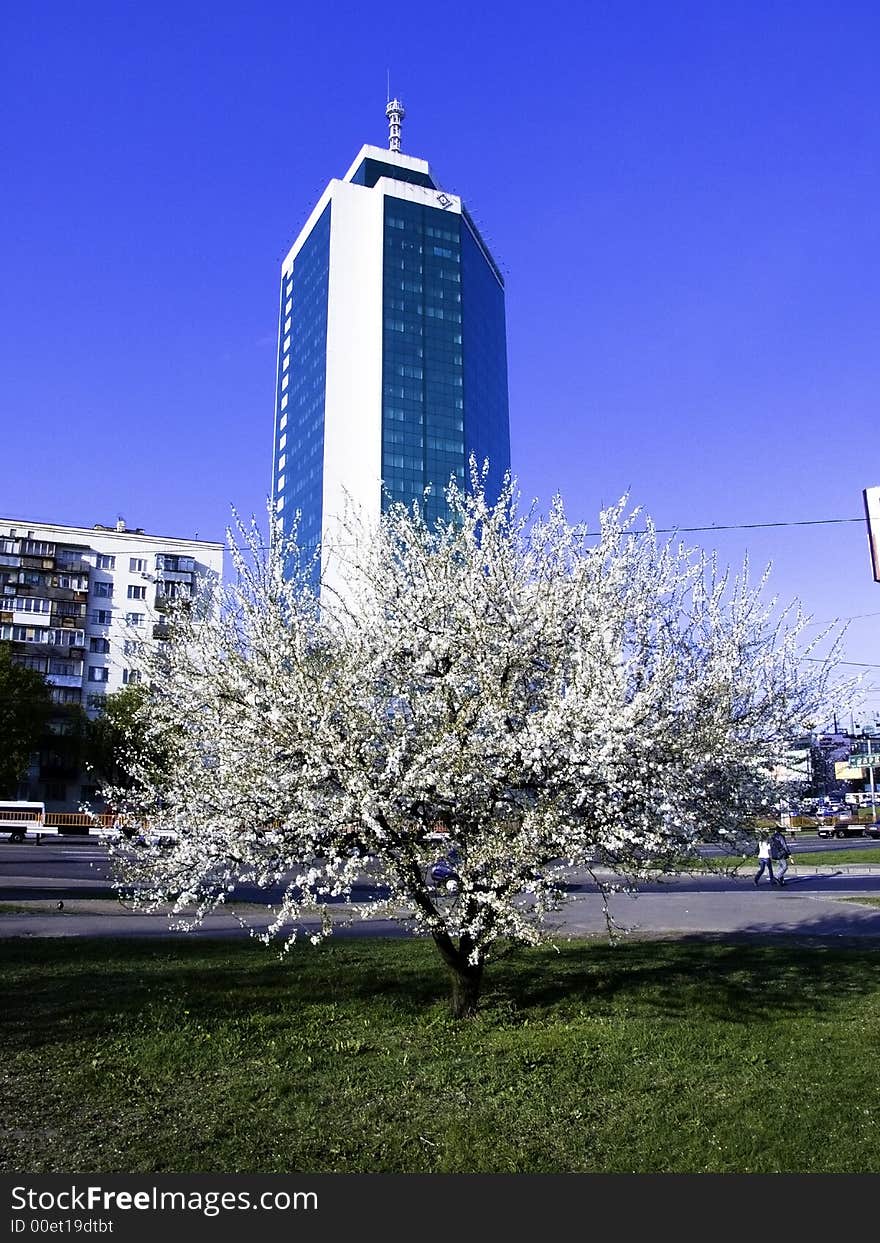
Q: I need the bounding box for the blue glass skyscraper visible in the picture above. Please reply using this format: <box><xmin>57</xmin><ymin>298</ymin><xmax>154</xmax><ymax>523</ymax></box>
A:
<box><xmin>271</xmin><ymin>104</ymin><xmax>510</xmax><ymax>576</ymax></box>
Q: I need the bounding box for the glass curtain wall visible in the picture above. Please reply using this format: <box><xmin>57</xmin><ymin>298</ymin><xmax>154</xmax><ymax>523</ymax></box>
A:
<box><xmin>382</xmin><ymin>199</ymin><xmax>465</xmax><ymax>528</ymax></box>
<box><xmin>275</xmin><ymin>204</ymin><xmax>332</xmax><ymax>558</ymax></box>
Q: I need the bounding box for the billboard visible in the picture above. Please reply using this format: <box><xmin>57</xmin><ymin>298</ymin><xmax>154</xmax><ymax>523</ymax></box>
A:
<box><xmin>864</xmin><ymin>487</ymin><xmax>880</xmax><ymax>582</ymax></box>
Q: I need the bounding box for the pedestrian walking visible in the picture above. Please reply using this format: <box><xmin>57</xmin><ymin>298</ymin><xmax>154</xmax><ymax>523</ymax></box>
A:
<box><xmin>769</xmin><ymin>826</ymin><xmax>791</xmax><ymax>887</ymax></box>
<box><xmin>754</xmin><ymin>833</ymin><xmax>777</xmax><ymax>886</ymax></box>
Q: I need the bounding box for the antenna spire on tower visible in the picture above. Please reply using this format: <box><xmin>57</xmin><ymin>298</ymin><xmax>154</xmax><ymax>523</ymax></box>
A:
<box><xmin>385</xmin><ymin>96</ymin><xmax>405</xmax><ymax>153</ymax></box>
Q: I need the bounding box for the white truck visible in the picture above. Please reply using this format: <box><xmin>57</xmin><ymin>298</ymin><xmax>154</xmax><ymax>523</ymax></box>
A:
<box><xmin>0</xmin><ymin>801</ymin><xmax>59</xmax><ymax>843</ymax></box>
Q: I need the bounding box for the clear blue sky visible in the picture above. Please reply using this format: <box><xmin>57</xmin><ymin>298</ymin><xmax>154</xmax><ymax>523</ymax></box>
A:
<box><xmin>2</xmin><ymin>1</ymin><xmax>878</xmax><ymax>716</ymax></box>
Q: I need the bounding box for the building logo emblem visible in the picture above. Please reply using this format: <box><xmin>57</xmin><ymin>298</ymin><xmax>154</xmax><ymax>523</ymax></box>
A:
<box><xmin>436</xmin><ymin>192</ymin><xmax>454</xmax><ymax>209</ymax></box>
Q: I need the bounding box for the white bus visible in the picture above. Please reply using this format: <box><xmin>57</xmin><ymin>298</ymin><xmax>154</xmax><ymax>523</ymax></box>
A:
<box><xmin>0</xmin><ymin>801</ymin><xmax>57</xmax><ymax>843</ymax></box>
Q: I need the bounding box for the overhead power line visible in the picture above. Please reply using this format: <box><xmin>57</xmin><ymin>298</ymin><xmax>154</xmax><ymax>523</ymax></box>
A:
<box><xmin>804</xmin><ymin>658</ymin><xmax>880</xmax><ymax>670</ymax></box>
<box><xmin>633</xmin><ymin>517</ymin><xmax>864</xmax><ymax>534</ymax></box>
<box><xmin>227</xmin><ymin>514</ymin><xmax>868</xmax><ymax>553</ymax></box>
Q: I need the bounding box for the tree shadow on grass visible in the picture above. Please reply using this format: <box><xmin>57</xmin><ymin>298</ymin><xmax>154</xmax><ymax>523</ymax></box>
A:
<box><xmin>484</xmin><ymin>919</ymin><xmax>880</xmax><ymax>1024</ymax></box>
<box><xmin>5</xmin><ymin>917</ymin><xmax>880</xmax><ymax>1048</ymax></box>
<box><xmin>0</xmin><ymin>937</ymin><xmax>448</xmax><ymax>1051</ymax></box>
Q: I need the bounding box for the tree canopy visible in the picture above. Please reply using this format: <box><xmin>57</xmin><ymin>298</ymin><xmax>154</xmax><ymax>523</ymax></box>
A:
<box><xmin>85</xmin><ymin>684</ymin><xmax>158</xmax><ymax>794</ymax></box>
<box><xmin>0</xmin><ymin>642</ymin><xmax>53</xmax><ymax>797</ymax></box>
<box><xmin>108</xmin><ymin>470</ymin><xmax>847</xmax><ymax>1015</ymax></box>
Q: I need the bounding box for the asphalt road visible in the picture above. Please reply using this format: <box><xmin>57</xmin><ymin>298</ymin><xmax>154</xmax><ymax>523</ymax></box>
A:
<box><xmin>3</xmin><ymin>838</ymin><xmax>880</xmax><ymax>942</ymax></box>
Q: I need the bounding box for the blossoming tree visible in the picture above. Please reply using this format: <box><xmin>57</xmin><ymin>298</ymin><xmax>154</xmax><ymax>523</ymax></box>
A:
<box><xmin>110</xmin><ymin>469</ymin><xmax>844</xmax><ymax>1016</ymax></box>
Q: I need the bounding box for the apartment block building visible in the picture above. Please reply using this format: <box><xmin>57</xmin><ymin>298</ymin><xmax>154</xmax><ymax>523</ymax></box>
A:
<box><xmin>0</xmin><ymin>516</ymin><xmax>223</xmax><ymax>807</ymax></box>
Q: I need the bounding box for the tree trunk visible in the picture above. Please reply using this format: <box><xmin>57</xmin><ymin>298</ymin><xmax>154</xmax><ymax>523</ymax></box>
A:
<box><xmin>448</xmin><ymin>960</ymin><xmax>484</xmax><ymax>1018</ymax></box>
<box><xmin>431</xmin><ymin>930</ymin><xmax>484</xmax><ymax>1018</ymax></box>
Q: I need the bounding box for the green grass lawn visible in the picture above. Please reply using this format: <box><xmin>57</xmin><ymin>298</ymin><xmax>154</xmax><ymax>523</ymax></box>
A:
<box><xmin>785</xmin><ymin>845</ymin><xmax>879</xmax><ymax>865</ymax></box>
<box><xmin>791</xmin><ymin>848</ymin><xmax>880</xmax><ymax>866</ymax></box>
<box><xmin>666</xmin><ymin>847</ymin><xmax>880</xmax><ymax>871</ymax></box>
<box><xmin>3</xmin><ymin>937</ymin><xmax>880</xmax><ymax>1174</ymax></box>
<box><xmin>716</xmin><ymin>848</ymin><xmax>880</xmax><ymax>869</ymax></box>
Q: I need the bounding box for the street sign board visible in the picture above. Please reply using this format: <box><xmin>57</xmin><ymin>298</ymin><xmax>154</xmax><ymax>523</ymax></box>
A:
<box><xmin>864</xmin><ymin>486</ymin><xmax>880</xmax><ymax>582</ymax></box>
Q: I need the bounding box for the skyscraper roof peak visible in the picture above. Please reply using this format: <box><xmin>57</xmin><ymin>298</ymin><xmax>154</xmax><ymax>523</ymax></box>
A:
<box><xmin>385</xmin><ymin>97</ymin><xmax>405</xmax><ymax>152</ymax></box>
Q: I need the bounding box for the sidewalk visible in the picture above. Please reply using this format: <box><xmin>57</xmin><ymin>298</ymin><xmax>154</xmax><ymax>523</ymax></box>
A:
<box><xmin>2</xmin><ymin>865</ymin><xmax>880</xmax><ymax>941</ymax></box>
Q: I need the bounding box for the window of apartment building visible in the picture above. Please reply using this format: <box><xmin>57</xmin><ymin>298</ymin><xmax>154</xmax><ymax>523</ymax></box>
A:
<box><xmin>86</xmin><ymin>692</ymin><xmax>106</xmax><ymax>709</ymax></box>
<box><xmin>49</xmin><ymin>628</ymin><xmax>84</xmax><ymax>647</ymax></box>
<box><xmin>89</xmin><ymin>637</ymin><xmax>110</xmax><ymax>654</ymax></box>
<box><xmin>155</xmin><ymin>553</ymin><xmax>195</xmax><ymax>575</ymax></box>
<box><xmin>127</xmin><ymin>584</ymin><xmax>147</xmax><ymax>600</ymax></box>
<box><xmin>92</xmin><ymin>609</ymin><xmax>112</xmax><ymax>625</ymax></box>
<box><xmin>123</xmin><ymin>639</ymin><xmax>143</xmax><ymax>657</ymax></box>
<box><xmin>96</xmin><ymin>554</ymin><xmax>116</xmax><ymax>570</ymax></box>
<box><xmin>54</xmin><ymin>601</ymin><xmax>86</xmax><ymax>620</ymax></box>
<box><xmin>56</xmin><ymin>573</ymin><xmax>88</xmax><ymax>591</ymax></box>
<box><xmin>122</xmin><ymin>668</ymin><xmax>142</xmax><ymax>685</ymax></box>
<box><xmin>22</xmin><ymin>540</ymin><xmax>54</xmax><ymax>557</ymax></box>
<box><xmin>2</xmin><ymin>624</ymin><xmax>48</xmax><ymax>642</ymax></box>
<box><xmin>18</xmin><ymin>571</ymin><xmax>47</xmax><ymax>588</ymax></box>
<box><xmin>129</xmin><ymin>557</ymin><xmax>147</xmax><ymax>573</ymax></box>
<box><xmin>12</xmin><ymin>654</ymin><xmax>47</xmax><ymax>672</ymax></box>
<box><xmin>125</xmin><ymin>612</ymin><xmax>145</xmax><ymax>627</ymax></box>
<box><xmin>158</xmin><ymin>581</ymin><xmax>190</xmax><ymax>601</ymax></box>
<box><xmin>51</xmin><ymin>688</ymin><xmax>82</xmax><ymax>705</ymax></box>
<box><xmin>49</xmin><ymin>659</ymin><xmax>81</xmax><ymax>677</ymax></box>
<box><xmin>87</xmin><ymin>666</ymin><xmax>109</xmax><ymax>683</ymax></box>
<box><xmin>15</xmin><ymin>597</ymin><xmax>51</xmax><ymax>614</ymax></box>
<box><xmin>94</xmin><ymin>581</ymin><xmax>113</xmax><ymax>598</ymax></box>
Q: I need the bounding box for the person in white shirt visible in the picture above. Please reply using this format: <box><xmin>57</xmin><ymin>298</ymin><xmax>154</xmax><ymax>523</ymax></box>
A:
<box><xmin>754</xmin><ymin>834</ymin><xmax>777</xmax><ymax>887</ymax></box>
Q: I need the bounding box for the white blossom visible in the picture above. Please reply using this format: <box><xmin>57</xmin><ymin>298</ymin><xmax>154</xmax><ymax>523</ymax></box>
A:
<box><xmin>106</xmin><ymin>465</ymin><xmax>853</xmax><ymax>1016</ymax></box>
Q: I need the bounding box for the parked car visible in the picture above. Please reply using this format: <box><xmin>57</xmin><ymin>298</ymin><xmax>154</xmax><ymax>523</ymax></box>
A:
<box><xmin>89</xmin><ymin>823</ymin><xmax>124</xmax><ymax>843</ymax></box>
<box><xmin>134</xmin><ymin>828</ymin><xmax>178</xmax><ymax>848</ymax></box>
<box><xmin>427</xmin><ymin>837</ymin><xmax>461</xmax><ymax>887</ymax></box>
<box><xmin>866</xmin><ymin>822</ymin><xmax>880</xmax><ymax>840</ymax></box>
<box><xmin>430</xmin><ymin>858</ymin><xmax>458</xmax><ymax>881</ymax></box>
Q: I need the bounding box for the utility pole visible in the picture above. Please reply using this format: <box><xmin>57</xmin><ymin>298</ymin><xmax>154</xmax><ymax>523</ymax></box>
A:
<box><xmin>868</xmin><ymin>735</ymin><xmax>877</xmax><ymax>821</ymax></box>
